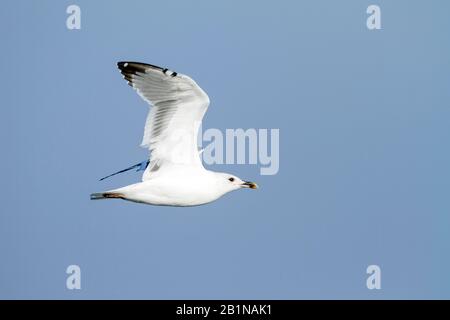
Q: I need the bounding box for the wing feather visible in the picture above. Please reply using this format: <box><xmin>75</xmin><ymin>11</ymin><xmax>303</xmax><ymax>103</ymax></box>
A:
<box><xmin>117</xmin><ymin>62</ymin><xmax>210</xmax><ymax>180</ymax></box>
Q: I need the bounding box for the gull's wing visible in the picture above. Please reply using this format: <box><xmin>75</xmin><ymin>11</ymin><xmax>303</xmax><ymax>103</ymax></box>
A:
<box><xmin>117</xmin><ymin>62</ymin><xmax>210</xmax><ymax>180</ymax></box>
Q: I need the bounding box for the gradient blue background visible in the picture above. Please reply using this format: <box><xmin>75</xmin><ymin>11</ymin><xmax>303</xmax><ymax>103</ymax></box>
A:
<box><xmin>1</xmin><ymin>0</ymin><xmax>449</xmax><ymax>299</ymax></box>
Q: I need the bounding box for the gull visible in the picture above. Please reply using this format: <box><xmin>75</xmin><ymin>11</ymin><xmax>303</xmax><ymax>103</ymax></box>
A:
<box><xmin>90</xmin><ymin>62</ymin><xmax>258</xmax><ymax>206</ymax></box>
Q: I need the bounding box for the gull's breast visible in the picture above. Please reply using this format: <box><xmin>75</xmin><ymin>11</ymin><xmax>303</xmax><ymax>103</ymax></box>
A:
<box><xmin>121</xmin><ymin>173</ymin><xmax>223</xmax><ymax>206</ymax></box>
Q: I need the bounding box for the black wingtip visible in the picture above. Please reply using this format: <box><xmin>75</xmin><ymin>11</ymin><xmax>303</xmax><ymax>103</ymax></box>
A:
<box><xmin>117</xmin><ymin>61</ymin><xmax>146</xmax><ymax>74</ymax></box>
<box><xmin>117</xmin><ymin>61</ymin><xmax>178</xmax><ymax>78</ymax></box>
<box><xmin>117</xmin><ymin>61</ymin><xmax>166</xmax><ymax>72</ymax></box>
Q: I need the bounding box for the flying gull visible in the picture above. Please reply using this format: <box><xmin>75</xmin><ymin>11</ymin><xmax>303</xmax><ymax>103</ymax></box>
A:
<box><xmin>90</xmin><ymin>62</ymin><xmax>258</xmax><ymax>206</ymax></box>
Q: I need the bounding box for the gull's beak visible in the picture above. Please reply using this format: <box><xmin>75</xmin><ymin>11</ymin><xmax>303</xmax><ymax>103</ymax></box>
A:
<box><xmin>241</xmin><ymin>181</ymin><xmax>258</xmax><ymax>189</ymax></box>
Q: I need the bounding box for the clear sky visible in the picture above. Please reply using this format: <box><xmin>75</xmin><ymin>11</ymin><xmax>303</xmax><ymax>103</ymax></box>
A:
<box><xmin>1</xmin><ymin>0</ymin><xmax>449</xmax><ymax>299</ymax></box>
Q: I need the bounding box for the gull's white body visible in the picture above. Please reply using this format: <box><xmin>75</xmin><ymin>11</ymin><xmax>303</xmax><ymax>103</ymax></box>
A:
<box><xmin>107</xmin><ymin>165</ymin><xmax>242</xmax><ymax>206</ymax></box>
<box><xmin>91</xmin><ymin>62</ymin><xmax>257</xmax><ymax>206</ymax></box>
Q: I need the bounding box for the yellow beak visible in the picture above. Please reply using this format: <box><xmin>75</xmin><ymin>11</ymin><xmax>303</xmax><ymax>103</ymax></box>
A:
<box><xmin>242</xmin><ymin>181</ymin><xmax>258</xmax><ymax>189</ymax></box>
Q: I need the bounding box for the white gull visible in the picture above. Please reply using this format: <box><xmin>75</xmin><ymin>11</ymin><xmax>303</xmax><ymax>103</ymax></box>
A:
<box><xmin>90</xmin><ymin>62</ymin><xmax>257</xmax><ymax>206</ymax></box>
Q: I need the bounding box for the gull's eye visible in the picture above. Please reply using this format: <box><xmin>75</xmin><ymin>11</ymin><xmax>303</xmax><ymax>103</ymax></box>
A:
<box><xmin>228</xmin><ymin>177</ymin><xmax>235</xmax><ymax>182</ymax></box>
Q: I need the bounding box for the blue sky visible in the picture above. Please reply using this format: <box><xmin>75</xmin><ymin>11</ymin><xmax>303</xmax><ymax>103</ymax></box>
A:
<box><xmin>1</xmin><ymin>0</ymin><xmax>449</xmax><ymax>299</ymax></box>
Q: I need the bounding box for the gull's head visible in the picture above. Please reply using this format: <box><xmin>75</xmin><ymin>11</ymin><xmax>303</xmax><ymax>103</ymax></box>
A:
<box><xmin>214</xmin><ymin>172</ymin><xmax>258</xmax><ymax>193</ymax></box>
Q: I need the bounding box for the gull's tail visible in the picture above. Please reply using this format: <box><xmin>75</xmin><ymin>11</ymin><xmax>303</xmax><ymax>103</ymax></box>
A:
<box><xmin>90</xmin><ymin>192</ymin><xmax>124</xmax><ymax>200</ymax></box>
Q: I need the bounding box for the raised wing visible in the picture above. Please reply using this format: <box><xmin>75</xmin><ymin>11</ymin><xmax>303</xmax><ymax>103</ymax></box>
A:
<box><xmin>117</xmin><ymin>62</ymin><xmax>210</xmax><ymax>180</ymax></box>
